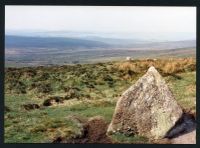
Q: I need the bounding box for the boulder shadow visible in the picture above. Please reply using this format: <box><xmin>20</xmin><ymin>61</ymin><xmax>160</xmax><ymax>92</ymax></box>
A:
<box><xmin>164</xmin><ymin>112</ymin><xmax>196</xmax><ymax>139</ymax></box>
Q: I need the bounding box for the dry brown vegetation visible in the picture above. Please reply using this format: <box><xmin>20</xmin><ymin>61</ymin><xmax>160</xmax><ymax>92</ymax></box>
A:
<box><xmin>114</xmin><ymin>58</ymin><xmax>195</xmax><ymax>77</ymax></box>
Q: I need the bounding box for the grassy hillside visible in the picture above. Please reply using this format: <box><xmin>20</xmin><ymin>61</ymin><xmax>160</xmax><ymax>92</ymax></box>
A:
<box><xmin>4</xmin><ymin>58</ymin><xmax>196</xmax><ymax>143</ymax></box>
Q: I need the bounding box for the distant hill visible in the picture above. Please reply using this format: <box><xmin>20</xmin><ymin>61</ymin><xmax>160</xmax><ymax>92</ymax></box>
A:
<box><xmin>5</xmin><ymin>35</ymin><xmax>196</xmax><ymax>67</ymax></box>
<box><xmin>5</xmin><ymin>35</ymin><xmax>110</xmax><ymax>49</ymax></box>
<box><xmin>5</xmin><ymin>35</ymin><xmax>196</xmax><ymax>50</ymax></box>
<box><xmin>84</xmin><ymin>36</ymin><xmax>196</xmax><ymax>49</ymax></box>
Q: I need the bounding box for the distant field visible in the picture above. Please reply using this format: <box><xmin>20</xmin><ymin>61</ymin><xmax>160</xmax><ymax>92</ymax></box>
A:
<box><xmin>5</xmin><ymin>35</ymin><xmax>196</xmax><ymax>67</ymax></box>
<box><xmin>5</xmin><ymin>58</ymin><xmax>196</xmax><ymax>143</ymax></box>
<box><xmin>5</xmin><ymin>48</ymin><xmax>196</xmax><ymax>67</ymax></box>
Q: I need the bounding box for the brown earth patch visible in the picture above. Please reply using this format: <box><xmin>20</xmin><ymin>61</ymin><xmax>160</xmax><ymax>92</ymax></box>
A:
<box><xmin>5</xmin><ymin>106</ymin><xmax>11</xmax><ymax>112</ymax></box>
<box><xmin>53</xmin><ymin>116</ymin><xmax>113</xmax><ymax>144</ymax></box>
<box><xmin>21</xmin><ymin>104</ymin><xmax>40</xmax><ymax>110</ymax></box>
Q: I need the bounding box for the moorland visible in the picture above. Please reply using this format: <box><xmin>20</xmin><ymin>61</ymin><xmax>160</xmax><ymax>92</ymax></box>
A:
<box><xmin>5</xmin><ymin>58</ymin><xmax>196</xmax><ymax>143</ymax></box>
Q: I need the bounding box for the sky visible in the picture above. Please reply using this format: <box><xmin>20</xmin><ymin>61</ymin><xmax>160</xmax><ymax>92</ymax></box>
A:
<box><xmin>5</xmin><ymin>6</ymin><xmax>196</xmax><ymax>40</ymax></box>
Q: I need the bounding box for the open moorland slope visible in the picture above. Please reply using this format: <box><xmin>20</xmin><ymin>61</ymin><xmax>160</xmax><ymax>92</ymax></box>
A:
<box><xmin>5</xmin><ymin>58</ymin><xmax>196</xmax><ymax>143</ymax></box>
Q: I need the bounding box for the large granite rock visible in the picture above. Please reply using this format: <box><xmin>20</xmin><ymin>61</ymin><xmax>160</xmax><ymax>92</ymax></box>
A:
<box><xmin>107</xmin><ymin>66</ymin><xmax>183</xmax><ymax>139</ymax></box>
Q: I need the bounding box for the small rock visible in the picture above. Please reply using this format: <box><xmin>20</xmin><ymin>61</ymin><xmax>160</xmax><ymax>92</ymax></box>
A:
<box><xmin>126</xmin><ymin>57</ymin><xmax>132</xmax><ymax>61</ymax></box>
<box><xmin>43</xmin><ymin>96</ymin><xmax>64</xmax><ymax>106</ymax></box>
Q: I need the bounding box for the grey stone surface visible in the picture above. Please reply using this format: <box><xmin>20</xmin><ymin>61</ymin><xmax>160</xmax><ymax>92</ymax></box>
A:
<box><xmin>107</xmin><ymin>66</ymin><xmax>183</xmax><ymax>139</ymax></box>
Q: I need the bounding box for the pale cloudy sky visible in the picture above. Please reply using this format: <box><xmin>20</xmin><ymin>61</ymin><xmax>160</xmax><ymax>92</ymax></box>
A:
<box><xmin>5</xmin><ymin>6</ymin><xmax>196</xmax><ymax>34</ymax></box>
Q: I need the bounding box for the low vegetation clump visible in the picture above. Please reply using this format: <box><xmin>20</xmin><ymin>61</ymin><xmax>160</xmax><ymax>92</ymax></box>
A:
<box><xmin>4</xmin><ymin>58</ymin><xmax>196</xmax><ymax>143</ymax></box>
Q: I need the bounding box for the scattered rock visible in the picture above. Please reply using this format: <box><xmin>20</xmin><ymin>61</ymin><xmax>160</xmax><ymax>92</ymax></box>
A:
<box><xmin>107</xmin><ymin>66</ymin><xmax>183</xmax><ymax>140</ymax></box>
<box><xmin>22</xmin><ymin>104</ymin><xmax>40</xmax><ymax>110</ymax></box>
<box><xmin>126</xmin><ymin>57</ymin><xmax>132</xmax><ymax>61</ymax></box>
<box><xmin>43</xmin><ymin>96</ymin><xmax>64</xmax><ymax>106</ymax></box>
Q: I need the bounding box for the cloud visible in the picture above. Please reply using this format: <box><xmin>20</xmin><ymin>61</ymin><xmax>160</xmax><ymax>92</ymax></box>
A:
<box><xmin>5</xmin><ymin>6</ymin><xmax>196</xmax><ymax>34</ymax></box>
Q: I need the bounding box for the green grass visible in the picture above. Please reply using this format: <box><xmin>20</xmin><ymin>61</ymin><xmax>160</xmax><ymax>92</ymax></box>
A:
<box><xmin>166</xmin><ymin>72</ymin><xmax>196</xmax><ymax>111</ymax></box>
<box><xmin>110</xmin><ymin>133</ymin><xmax>149</xmax><ymax>144</ymax></box>
<box><xmin>4</xmin><ymin>58</ymin><xmax>196</xmax><ymax>143</ymax></box>
<box><xmin>4</xmin><ymin>99</ymin><xmax>115</xmax><ymax>143</ymax></box>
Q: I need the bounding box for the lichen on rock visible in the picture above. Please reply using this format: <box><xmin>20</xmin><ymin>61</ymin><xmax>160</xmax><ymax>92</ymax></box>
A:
<box><xmin>107</xmin><ymin>66</ymin><xmax>183</xmax><ymax>140</ymax></box>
